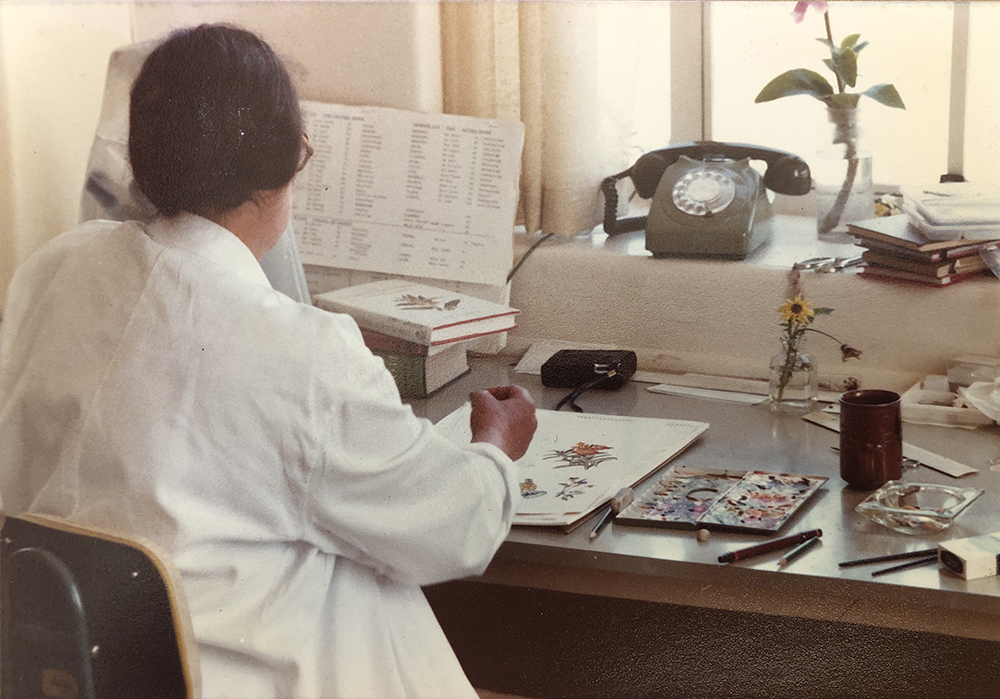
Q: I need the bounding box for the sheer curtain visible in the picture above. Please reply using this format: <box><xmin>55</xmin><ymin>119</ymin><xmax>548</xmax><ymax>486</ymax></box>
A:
<box><xmin>441</xmin><ymin>1</ymin><xmax>663</xmax><ymax>238</ymax></box>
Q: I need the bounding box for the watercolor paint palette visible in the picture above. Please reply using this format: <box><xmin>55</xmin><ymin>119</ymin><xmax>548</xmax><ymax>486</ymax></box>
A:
<box><xmin>616</xmin><ymin>466</ymin><xmax>827</xmax><ymax>534</ymax></box>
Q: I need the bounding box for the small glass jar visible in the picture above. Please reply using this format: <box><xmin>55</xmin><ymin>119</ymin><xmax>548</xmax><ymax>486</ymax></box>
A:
<box><xmin>769</xmin><ymin>335</ymin><xmax>818</xmax><ymax>414</ymax></box>
<box><xmin>813</xmin><ymin>107</ymin><xmax>874</xmax><ymax>243</ymax></box>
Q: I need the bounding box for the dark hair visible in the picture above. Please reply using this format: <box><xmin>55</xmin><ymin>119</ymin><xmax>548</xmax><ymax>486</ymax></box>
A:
<box><xmin>129</xmin><ymin>24</ymin><xmax>303</xmax><ymax>216</ymax></box>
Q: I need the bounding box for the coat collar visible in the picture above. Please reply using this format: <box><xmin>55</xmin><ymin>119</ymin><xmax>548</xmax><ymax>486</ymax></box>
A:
<box><xmin>145</xmin><ymin>213</ymin><xmax>273</xmax><ymax>290</ymax></box>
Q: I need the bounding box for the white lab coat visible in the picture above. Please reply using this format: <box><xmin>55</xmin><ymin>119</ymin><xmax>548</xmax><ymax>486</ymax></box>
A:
<box><xmin>0</xmin><ymin>213</ymin><xmax>519</xmax><ymax>699</ymax></box>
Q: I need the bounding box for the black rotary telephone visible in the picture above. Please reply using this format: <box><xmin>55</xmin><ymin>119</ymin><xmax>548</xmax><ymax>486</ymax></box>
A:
<box><xmin>601</xmin><ymin>141</ymin><xmax>811</xmax><ymax>259</ymax></box>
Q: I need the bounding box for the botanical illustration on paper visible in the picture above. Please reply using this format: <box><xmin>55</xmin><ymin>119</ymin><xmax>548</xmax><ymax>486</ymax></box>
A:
<box><xmin>519</xmin><ymin>478</ymin><xmax>547</xmax><ymax>499</ymax></box>
<box><xmin>555</xmin><ymin>477</ymin><xmax>594</xmax><ymax>501</ymax></box>
<box><xmin>544</xmin><ymin>442</ymin><xmax>618</xmax><ymax>470</ymax></box>
<box><xmin>433</xmin><ymin>402</ymin><xmax>709</xmax><ymax>525</ymax></box>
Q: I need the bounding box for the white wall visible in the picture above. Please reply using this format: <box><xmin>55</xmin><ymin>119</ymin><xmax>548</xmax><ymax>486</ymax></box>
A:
<box><xmin>129</xmin><ymin>3</ymin><xmax>442</xmax><ymax>110</ymax></box>
<box><xmin>0</xmin><ymin>3</ymin><xmax>132</xmax><ymax>305</ymax></box>
<box><xmin>0</xmin><ymin>1</ymin><xmax>441</xmax><ymax>308</ymax></box>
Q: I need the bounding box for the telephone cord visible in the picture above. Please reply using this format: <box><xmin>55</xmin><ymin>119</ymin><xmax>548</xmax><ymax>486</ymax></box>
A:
<box><xmin>601</xmin><ymin>172</ymin><xmax>647</xmax><ymax>236</ymax></box>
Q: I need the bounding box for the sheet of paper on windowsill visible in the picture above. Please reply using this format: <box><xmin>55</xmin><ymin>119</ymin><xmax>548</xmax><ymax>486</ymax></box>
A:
<box><xmin>654</xmin><ymin>373</ymin><xmax>769</xmax><ymax>395</ymax></box>
<box><xmin>802</xmin><ymin>411</ymin><xmax>978</xmax><ymax>477</ymax></box>
<box><xmin>647</xmin><ymin>384</ymin><xmax>767</xmax><ymax>404</ymax></box>
<box><xmin>647</xmin><ymin>373</ymin><xmax>839</xmax><ymax>405</ymax></box>
<box><xmin>514</xmin><ymin>340</ymin><xmax>619</xmax><ymax>375</ymax></box>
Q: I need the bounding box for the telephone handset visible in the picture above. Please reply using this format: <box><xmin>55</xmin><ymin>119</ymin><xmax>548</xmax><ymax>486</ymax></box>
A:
<box><xmin>601</xmin><ymin>141</ymin><xmax>811</xmax><ymax>259</ymax></box>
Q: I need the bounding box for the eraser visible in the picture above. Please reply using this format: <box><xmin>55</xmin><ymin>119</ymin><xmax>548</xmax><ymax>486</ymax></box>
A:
<box><xmin>938</xmin><ymin>532</ymin><xmax>1000</xmax><ymax>580</ymax></box>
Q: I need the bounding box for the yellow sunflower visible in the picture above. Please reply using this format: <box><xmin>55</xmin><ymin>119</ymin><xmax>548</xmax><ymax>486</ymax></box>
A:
<box><xmin>779</xmin><ymin>295</ymin><xmax>815</xmax><ymax>324</ymax></box>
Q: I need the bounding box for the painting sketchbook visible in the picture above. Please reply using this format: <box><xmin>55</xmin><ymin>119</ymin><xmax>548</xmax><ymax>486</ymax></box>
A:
<box><xmin>616</xmin><ymin>466</ymin><xmax>827</xmax><ymax>534</ymax></box>
<box><xmin>435</xmin><ymin>407</ymin><xmax>709</xmax><ymax>529</ymax></box>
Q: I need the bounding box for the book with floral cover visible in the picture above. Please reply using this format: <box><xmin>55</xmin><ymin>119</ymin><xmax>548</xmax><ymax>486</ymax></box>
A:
<box><xmin>435</xmin><ymin>406</ymin><xmax>709</xmax><ymax>530</ymax></box>
<box><xmin>314</xmin><ymin>279</ymin><xmax>519</xmax><ymax>347</ymax></box>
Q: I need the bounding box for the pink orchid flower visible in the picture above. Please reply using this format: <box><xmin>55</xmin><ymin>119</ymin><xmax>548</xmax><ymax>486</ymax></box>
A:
<box><xmin>791</xmin><ymin>1</ymin><xmax>828</xmax><ymax>23</ymax></box>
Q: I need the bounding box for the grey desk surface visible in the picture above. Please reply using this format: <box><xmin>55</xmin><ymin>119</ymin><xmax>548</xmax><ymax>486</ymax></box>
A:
<box><xmin>411</xmin><ymin>356</ymin><xmax>1000</xmax><ymax>641</ymax></box>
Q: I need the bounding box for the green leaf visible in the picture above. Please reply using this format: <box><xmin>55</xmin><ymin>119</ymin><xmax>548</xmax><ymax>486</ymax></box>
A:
<box><xmin>827</xmin><ymin>93</ymin><xmax>861</xmax><ymax>109</ymax></box>
<box><xmin>862</xmin><ymin>83</ymin><xmax>906</xmax><ymax>109</ymax></box>
<box><xmin>832</xmin><ymin>47</ymin><xmax>858</xmax><ymax>87</ymax></box>
<box><xmin>822</xmin><ymin>58</ymin><xmax>835</xmax><ymax>74</ymax></box>
<box><xmin>854</xmin><ymin>40</ymin><xmax>869</xmax><ymax>53</ymax></box>
<box><xmin>814</xmin><ymin>307</ymin><xmax>834</xmax><ymax>315</ymax></box>
<box><xmin>841</xmin><ymin>33</ymin><xmax>862</xmax><ymax>49</ymax></box>
<box><xmin>755</xmin><ymin>69</ymin><xmax>834</xmax><ymax>103</ymax></box>
<box><xmin>816</xmin><ymin>38</ymin><xmax>835</xmax><ymax>50</ymax></box>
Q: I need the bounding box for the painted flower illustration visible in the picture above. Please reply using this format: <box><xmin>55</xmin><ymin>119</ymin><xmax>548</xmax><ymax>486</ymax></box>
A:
<box><xmin>555</xmin><ymin>476</ymin><xmax>594</xmax><ymax>501</ymax></box>
<box><xmin>545</xmin><ymin>442</ymin><xmax>617</xmax><ymax>470</ymax></box>
<box><xmin>396</xmin><ymin>294</ymin><xmax>439</xmax><ymax>310</ymax></box>
<box><xmin>519</xmin><ymin>478</ymin><xmax>547</xmax><ymax>499</ymax></box>
<box><xmin>395</xmin><ymin>294</ymin><xmax>462</xmax><ymax>311</ymax></box>
<box><xmin>570</xmin><ymin>443</ymin><xmax>611</xmax><ymax>456</ymax></box>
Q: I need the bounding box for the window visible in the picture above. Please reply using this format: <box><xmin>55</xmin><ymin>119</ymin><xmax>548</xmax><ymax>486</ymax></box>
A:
<box><xmin>637</xmin><ymin>1</ymin><xmax>986</xmax><ymax>191</ymax></box>
<box><xmin>965</xmin><ymin>2</ymin><xmax>1000</xmax><ymax>188</ymax></box>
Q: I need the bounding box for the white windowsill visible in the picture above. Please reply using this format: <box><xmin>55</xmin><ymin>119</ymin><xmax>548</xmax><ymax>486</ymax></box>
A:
<box><xmin>507</xmin><ymin>215</ymin><xmax>1000</xmax><ymax>392</ymax></box>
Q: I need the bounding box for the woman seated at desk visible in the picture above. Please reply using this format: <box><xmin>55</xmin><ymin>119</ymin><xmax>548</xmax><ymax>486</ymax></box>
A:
<box><xmin>0</xmin><ymin>23</ymin><xmax>536</xmax><ymax>699</ymax></box>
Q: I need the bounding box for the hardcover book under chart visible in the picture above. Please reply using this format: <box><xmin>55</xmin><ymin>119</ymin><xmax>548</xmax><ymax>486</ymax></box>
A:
<box><xmin>314</xmin><ymin>279</ymin><xmax>519</xmax><ymax>347</ymax></box>
<box><xmin>436</xmin><ymin>406</ymin><xmax>709</xmax><ymax>529</ymax></box>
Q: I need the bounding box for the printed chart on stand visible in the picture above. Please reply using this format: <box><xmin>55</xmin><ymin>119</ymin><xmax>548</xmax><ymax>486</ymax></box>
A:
<box><xmin>292</xmin><ymin>101</ymin><xmax>524</xmax><ymax>287</ymax></box>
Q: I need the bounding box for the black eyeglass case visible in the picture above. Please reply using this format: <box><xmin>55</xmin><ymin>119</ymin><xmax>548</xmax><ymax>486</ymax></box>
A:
<box><xmin>540</xmin><ymin>349</ymin><xmax>637</xmax><ymax>390</ymax></box>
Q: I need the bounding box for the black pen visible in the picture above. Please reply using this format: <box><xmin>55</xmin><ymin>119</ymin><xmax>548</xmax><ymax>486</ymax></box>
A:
<box><xmin>871</xmin><ymin>555</ymin><xmax>939</xmax><ymax>578</ymax></box>
<box><xmin>839</xmin><ymin>548</ymin><xmax>938</xmax><ymax>568</ymax></box>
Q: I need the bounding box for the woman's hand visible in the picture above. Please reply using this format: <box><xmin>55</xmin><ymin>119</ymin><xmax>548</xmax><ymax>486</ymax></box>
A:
<box><xmin>469</xmin><ymin>385</ymin><xmax>537</xmax><ymax>461</ymax></box>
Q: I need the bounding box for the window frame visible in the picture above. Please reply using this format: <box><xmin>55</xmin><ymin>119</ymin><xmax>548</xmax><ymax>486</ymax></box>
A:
<box><xmin>675</xmin><ymin>1</ymin><xmax>971</xmax><ymax>187</ymax></box>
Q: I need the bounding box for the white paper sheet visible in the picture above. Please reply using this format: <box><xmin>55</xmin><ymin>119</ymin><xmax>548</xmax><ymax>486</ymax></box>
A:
<box><xmin>514</xmin><ymin>340</ymin><xmax>619</xmax><ymax>375</ymax></box>
<box><xmin>802</xmin><ymin>411</ymin><xmax>978</xmax><ymax>477</ymax></box>
<box><xmin>647</xmin><ymin>384</ymin><xmax>767</xmax><ymax>405</ymax></box>
<box><xmin>437</xmin><ymin>405</ymin><xmax>709</xmax><ymax>527</ymax></box>
<box><xmin>292</xmin><ymin>101</ymin><xmax>524</xmax><ymax>287</ymax></box>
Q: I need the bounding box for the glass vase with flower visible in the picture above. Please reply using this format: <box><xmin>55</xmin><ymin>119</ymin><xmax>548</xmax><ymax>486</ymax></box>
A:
<box><xmin>770</xmin><ymin>290</ymin><xmax>862</xmax><ymax>414</ymax></box>
<box><xmin>754</xmin><ymin>1</ymin><xmax>905</xmax><ymax>240</ymax></box>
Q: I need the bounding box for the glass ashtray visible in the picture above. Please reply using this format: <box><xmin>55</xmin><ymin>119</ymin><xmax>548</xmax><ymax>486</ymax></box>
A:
<box><xmin>855</xmin><ymin>481</ymin><xmax>983</xmax><ymax>535</ymax></box>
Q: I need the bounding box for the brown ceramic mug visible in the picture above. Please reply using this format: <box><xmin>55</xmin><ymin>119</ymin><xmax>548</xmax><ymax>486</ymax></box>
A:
<box><xmin>839</xmin><ymin>389</ymin><xmax>903</xmax><ymax>490</ymax></box>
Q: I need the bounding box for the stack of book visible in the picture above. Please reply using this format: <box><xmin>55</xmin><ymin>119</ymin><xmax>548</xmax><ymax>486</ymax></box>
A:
<box><xmin>314</xmin><ymin>279</ymin><xmax>519</xmax><ymax>398</ymax></box>
<box><xmin>847</xmin><ymin>215</ymin><xmax>998</xmax><ymax>287</ymax></box>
